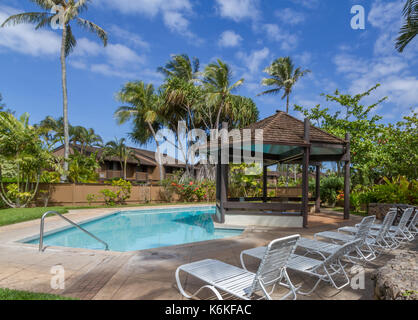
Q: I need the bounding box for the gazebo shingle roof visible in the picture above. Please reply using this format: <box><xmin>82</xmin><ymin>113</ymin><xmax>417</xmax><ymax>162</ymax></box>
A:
<box><xmin>245</xmin><ymin>111</ymin><xmax>346</xmax><ymax>146</ymax></box>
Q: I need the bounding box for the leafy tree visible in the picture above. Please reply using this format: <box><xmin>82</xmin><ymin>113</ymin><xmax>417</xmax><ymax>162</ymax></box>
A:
<box><xmin>35</xmin><ymin>116</ymin><xmax>67</xmax><ymax>149</ymax></box>
<box><xmin>102</xmin><ymin>138</ymin><xmax>139</xmax><ymax>181</ymax></box>
<box><xmin>203</xmin><ymin>59</ymin><xmax>244</xmax><ymax>130</ymax></box>
<box><xmin>396</xmin><ymin>0</ymin><xmax>418</xmax><ymax>52</ymax></box>
<box><xmin>70</xmin><ymin>126</ymin><xmax>103</xmax><ymax>154</ymax></box>
<box><xmin>114</xmin><ymin>81</ymin><xmax>164</xmax><ymax>180</ymax></box>
<box><xmin>378</xmin><ymin>111</ymin><xmax>418</xmax><ymax>179</ymax></box>
<box><xmin>258</xmin><ymin>57</ymin><xmax>310</xmax><ymax>114</ymax></box>
<box><xmin>0</xmin><ymin>93</ymin><xmax>5</xmax><ymax>111</ymax></box>
<box><xmin>67</xmin><ymin>149</ymin><xmax>99</xmax><ymax>183</ymax></box>
<box><xmin>0</xmin><ymin>113</ymin><xmax>53</xmax><ymax>207</ymax></box>
<box><xmin>158</xmin><ymin>54</ymin><xmax>200</xmax><ymax>83</ymax></box>
<box><xmin>1</xmin><ymin>0</ymin><xmax>108</xmax><ymax>181</ymax></box>
<box><xmin>294</xmin><ymin>84</ymin><xmax>418</xmax><ymax>184</ymax></box>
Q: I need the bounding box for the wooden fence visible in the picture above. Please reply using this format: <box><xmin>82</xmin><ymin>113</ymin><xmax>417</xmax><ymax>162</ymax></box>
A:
<box><xmin>28</xmin><ymin>183</ymin><xmax>304</xmax><ymax>207</ymax></box>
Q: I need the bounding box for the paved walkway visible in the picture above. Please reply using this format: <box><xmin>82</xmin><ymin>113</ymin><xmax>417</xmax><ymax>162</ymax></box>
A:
<box><xmin>0</xmin><ymin>206</ymin><xmax>412</xmax><ymax>300</ymax></box>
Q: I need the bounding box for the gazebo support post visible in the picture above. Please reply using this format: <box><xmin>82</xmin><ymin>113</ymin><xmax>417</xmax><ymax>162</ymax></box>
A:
<box><xmin>302</xmin><ymin>118</ymin><xmax>311</xmax><ymax>228</ymax></box>
<box><xmin>263</xmin><ymin>165</ymin><xmax>268</xmax><ymax>203</ymax></box>
<box><xmin>315</xmin><ymin>164</ymin><xmax>321</xmax><ymax>213</ymax></box>
<box><xmin>344</xmin><ymin>133</ymin><xmax>351</xmax><ymax>220</ymax></box>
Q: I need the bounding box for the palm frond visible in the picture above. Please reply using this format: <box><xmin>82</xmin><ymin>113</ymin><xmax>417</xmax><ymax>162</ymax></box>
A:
<box><xmin>75</xmin><ymin>0</ymin><xmax>91</xmax><ymax>13</ymax></box>
<box><xmin>35</xmin><ymin>14</ymin><xmax>54</xmax><ymax>29</ymax></box>
<box><xmin>1</xmin><ymin>12</ymin><xmax>50</xmax><ymax>28</ymax></box>
<box><xmin>396</xmin><ymin>0</ymin><xmax>418</xmax><ymax>52</ymax></box>
<box><xmin>77</xmin><ymin>18</ymin><xmax>108</xmax><ymax>46</ymax></box>
<box><xmin>64</xmin><ymin>25</ymin><xmax>77</xmax><ymax>57</ymax></box>
<box><xmin>29</xmin><ymin>0</ymin><xmax>58</xmax><ymax>10</ymax></box>
<box><xmin>396</xmin><ymin>19</ymin><xmax>418</xmax><ymax>52</ymax></box>
<box><xmin>257</xmin><ymin>88</ymin><xmax>283</xmax><ymax>97</ymax></box>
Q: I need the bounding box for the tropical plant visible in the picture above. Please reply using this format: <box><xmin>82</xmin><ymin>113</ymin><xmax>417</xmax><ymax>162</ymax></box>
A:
<box><xmin>320</xmin><ymin>175</ymin><xmax>344</xmax><ymax>207</ymax></box>
<box><xmin>229</xmin><ymin>163</ymin><xmax>263</xmax><ymax>198</ymax></box>
<box><xmin>102</xmin><ymin>138</ymin><xmax>139</xmax><ymax>180</ymax></box>
<box><xmin>258</xmin><ymin>57</ymin><xmax>311</xmax><ymax>114</ymax></box>
<box><xmin>114</xmin><ymin>82</ymin><xmax>163</xmax><ymax>180</ymax></box>
<box><xmin>1</xmin><ymin>0</ymin><xmax>108</xmax><ymax>181</ymax></box>
<box><xmin>203</xmin><ymin>59</ymin><xmax>244</xmax><ymax>130</ymax></box>
<box><xmin>0</xmin><ymin>113</ymin><xmax>53</xmax><ymax>208</ymax></box>
<box><xmin>99</xmin><ymin>179</ymin><xmax>132</xmax><ymax>206</ymax></box>
<box><xmin>396</xmin><ymin>0</ymin><xmax>418</xmax><ymax>52</ymax></box>
<box><xmin>294</xmin><ymin>84</ymin><xmax>391</xmax><ymax>185</ymax></box>
<box><xmin>67</xmin><ymin>150</ymin><xmax>99</xmax><ymax>183</ymax></box>
<box><xmin>86</xmin><ymin>193</ymin><xmax>97</xmax><ymax>206</ymax></box>
<box><xmin>35</xmin><ymin>116</ymin><xmax>67</xmax><ymax>149</ymax></box>
<box><xmin>158</xmin><ymin>54</ymin><xmax>200</xmax><ymax>83</ymax></box>
<box><xmin>70</xmin><ymin>126</ymin><xmax>103</xmax><ymax>154</ymax></box>
<box><xmin>366</xmin><ymin>176</ymin><xmax>418</xmax><ymax>205</ymax></box>
<box><xmin>0</xmin><ymin>93</ymin><xmax>4</xmax><ymax>110</ymax></box>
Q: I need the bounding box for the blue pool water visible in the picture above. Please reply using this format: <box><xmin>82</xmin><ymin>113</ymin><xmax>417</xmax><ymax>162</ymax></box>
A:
<box><xmin>25</xmin><ymin>206</ymin><xmax>243</xmax><ymax>252</ymax></box>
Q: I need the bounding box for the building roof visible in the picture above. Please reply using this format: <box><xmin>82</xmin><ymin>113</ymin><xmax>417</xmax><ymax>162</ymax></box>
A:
<box><xmin>244</xmin><ymin>111</ymin><xmax>346</xmax><ymax>146</ymax></box>
<box><xmin>53</xmin><ymin>145</ymin><xmax>185</xmax><ymax>168</ymax></box>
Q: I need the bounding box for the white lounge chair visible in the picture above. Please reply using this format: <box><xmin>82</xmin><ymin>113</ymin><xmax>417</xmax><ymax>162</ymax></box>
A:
<box><xmin>385</xmin><ymin>208</ymin><xmax>415</xmax><ymax>245</ymax></box>
<box><xmin>364</xmin><ymin>211</ymin><xmax>398</xmax><ymax>253</ymax></box>
<box><xmin>342</xmin><ymin>208</ymin><xmax>414</xmax><ymax>243</ymax></box>
<box><xmin>407</xmin><ymin>208</ymin><xmax>418</xmax><ymax>236</ymax></box>
<box><xmin>339</xmin><ymin>208</ymin><xmax>397</xmax><ymax>234</ymax></box>
<box><xmin>313</xmin><ymin>215</ymin><xmax>376</xmax><ymax>261</ymax></box>
<box><xmin>241</xmin><ymin>239</ymin><xmax>362</xmax><ymax>295</ymax></box>
<box><xmin>175</xmin><ymin>235</ymin><xmax>300</xmax><ymax>300</ymax></box>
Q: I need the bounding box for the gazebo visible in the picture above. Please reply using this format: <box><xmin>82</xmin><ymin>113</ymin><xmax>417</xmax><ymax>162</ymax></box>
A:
<box><xmin>214</xmin><ymin>111</ymin><xmax>351</xmax><ymax>228</ymax></box>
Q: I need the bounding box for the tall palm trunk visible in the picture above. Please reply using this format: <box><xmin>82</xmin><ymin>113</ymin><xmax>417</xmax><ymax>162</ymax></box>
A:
<box><xmin>61</xmin><ymin>25</ymin><xmax>70</xmax><ymax>182</ymax></box>
<box><xmin>286</xmin><ymin>94</ymin><xmax>289</xmax><ymax>113</ymax></box>
<box><xmin>148</xmin><ymin>122</ymin><xmax>164</xmax><ymax>181</ymax></box>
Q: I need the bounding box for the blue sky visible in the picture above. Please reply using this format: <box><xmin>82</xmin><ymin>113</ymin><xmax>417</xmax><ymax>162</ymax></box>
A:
<box><xmin>0</xmin><ymin>0</ymin><xmax>417</xmax><ymax>151</ymax></box>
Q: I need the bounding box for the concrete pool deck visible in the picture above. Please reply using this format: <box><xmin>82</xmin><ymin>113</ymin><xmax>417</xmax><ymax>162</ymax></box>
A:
<box><xmin>0</xmin><ymin>205</ymin><xmax>414</xmax><ymax>300</ymax></box>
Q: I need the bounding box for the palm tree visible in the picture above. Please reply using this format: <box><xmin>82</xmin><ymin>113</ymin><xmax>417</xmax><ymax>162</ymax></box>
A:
<box><xmin>203</xmin><ymin>59</ymin><xmax>244</xmax><ymax>130</ymax></box>
<box><xmin>1</xmin><ymin>0</ymin><xmax>108</xmax><ymax>181</ymax></box>
<box><xmin>396</xmin><ymin>0</ymin><xmax>417</xmax><ymax>52</ymax></box>
<box><xmin>36</xmin><ymin>116</ymin><xmax>67</xmax><ymax>149</ymax></box>
<box><xmin>70</xmin><ymin>126</ymin><xmax>102</xmax><ymax>154</ymax></box>
<box><xmin>258</xmin><ymin>57</ymin><xmax>310</xmax><ymax>114</ymax></box>
<box><xmin>114</xmin><ymin>81</ymin><xmax>165</xmax><ymax>181</ymax></box>
<box><xmin>158</xmin><ymin>54</ymin><xmax>200</xmax><ymax>83</ymax></box>
<box><xmin>102</xmin><ymin>138</ymin><xmax>138</xmax><ymax>181</ymax></box>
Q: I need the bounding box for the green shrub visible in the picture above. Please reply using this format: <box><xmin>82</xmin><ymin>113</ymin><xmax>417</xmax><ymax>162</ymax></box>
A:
<box><xmin>320</xmin><ymin>175</ymin><xmax>344</xmax><ymax>206</ymax></box>
<box><xmin>86</xmin><ymin>194</ymin><xmax>98</xmax><ymax>206</ymax></box>
<box><xmin>366</xmin><ymin>176</ymin><xmax>418</xmax><ymax>205</ymax></box>
<box><xmin>350</xmin><ymin>192</ymin><xmax>362</xmax><ymax>212</ymax></box>
<box><xmin>99</xmin><ymin>179</ymin><xmax>132</xmax><ymax>206</ymax></box>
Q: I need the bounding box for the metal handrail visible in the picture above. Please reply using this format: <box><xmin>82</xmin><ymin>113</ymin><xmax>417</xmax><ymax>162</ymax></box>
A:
<box><xmin>39</xmin><ymin>211</ymin><xmax>109</xmax><ymax>252</ymax></box>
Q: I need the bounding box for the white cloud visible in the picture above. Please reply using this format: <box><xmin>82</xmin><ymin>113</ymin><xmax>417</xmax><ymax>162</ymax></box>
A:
<box><xmin>236</xmin><ymin>47</ymin><xmax>270</xmax><ymax>74</ymax></box>
<box><xmin>276</xmin><ymin>8</ymin><xmax>305</xmax><ymax>25</ymax></box>
<box><xmin>263</xmin><ymin>24</ymin><xmax>298</xmax><ymax>50</ymax></box>
<box><xmin>97</xmin><ymin>0</ymin><xmax>200</xmax><ymax>42</ymax></box>
<box><xmin>290</xmin><ymin>0</ymin><xmax>319</xmax><ymax>9</ymax></box>
<box><xmin>0</xmin><ymin>6</ymin><xmax>145</xmax><ymax>71</ymax></box>
<box><xmin>295</xmin><ymin>52</ymin><xmax>312</xmax><ymax>66</ymax></box>
<box><xmin>108</xmin><ymin>25</ymin><xmax>150</xmax><ymax>50</ymax></box>
<box><xmin>0</xmin><ymin>6</ymin><xmax>60</xmax><ymax>56</ymax></box>
<box><xmin>215</xmin><ymin>0</ymin><xmax>259</xmax><ymax>22</ymax></box>
<box><xmin>218</xmin><ymin>30</ymin><xmax>243</xmax><ymax>47</ymax></box>
<box><xmin>331</xmin><ymin>0</ymin><xmax>418</xmax><ymax>114</ymax></box>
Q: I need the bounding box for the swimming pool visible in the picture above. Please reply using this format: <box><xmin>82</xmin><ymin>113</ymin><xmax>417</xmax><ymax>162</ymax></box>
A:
<box><xmin>24</xmin><ymin>206</ymin><xmax>243</xmax><ymax>252</ymax></box>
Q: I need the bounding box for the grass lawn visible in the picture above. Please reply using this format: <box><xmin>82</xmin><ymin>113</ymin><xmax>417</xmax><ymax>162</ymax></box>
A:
<box><xmin>0</xmin><ymin>288</ymin><xmax>77</xmax><ymax>300</ymax></box>
<box><xmin>0</xmin><ymin>202</ymin><xmax>215</xmax><ymax>227</ymax></box>
<box><xmin>332</xmin><ymin>206</ymin><xmax>368</xmax><ymax>217</ymax></box>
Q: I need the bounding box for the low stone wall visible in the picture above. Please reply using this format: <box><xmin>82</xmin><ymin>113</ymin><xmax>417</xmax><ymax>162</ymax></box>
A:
<box><xmin>368</xmin><ymin>203</ymin><xmax>414</xmax><ymax>220</ymax></box>
<box><xmin>373</xmin><ymin>248</ymin><xmax>418</xmax><ymax>300</ymax></box>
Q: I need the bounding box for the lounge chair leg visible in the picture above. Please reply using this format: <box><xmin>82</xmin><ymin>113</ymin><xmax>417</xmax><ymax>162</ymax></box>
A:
<box><xmin>175</xmin><ymin>268</ymin><xmax>223</xmax><ymax>300</ymax></box>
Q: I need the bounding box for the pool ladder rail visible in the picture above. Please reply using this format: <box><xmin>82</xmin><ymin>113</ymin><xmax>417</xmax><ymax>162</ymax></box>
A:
<box><xmin>39</xmin><ymin>211</ymin><xmax>109</xmax><ymax>252</ymax></box>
